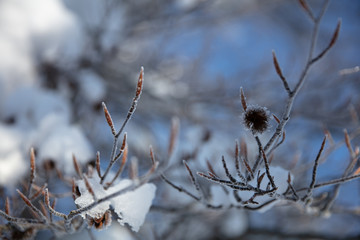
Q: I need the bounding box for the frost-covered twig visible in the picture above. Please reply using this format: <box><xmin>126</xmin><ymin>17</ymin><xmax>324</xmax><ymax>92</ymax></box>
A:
<box><xmin>302</xmin><ymin>136</ymin><xmax>327</xmax><ymax>204</ymax></box>
<box><xmin>101</xmin><ymin>67</ymin><xmax>144</xmax><ymax>184</ymax></box>
<box><xmin>263</xmin><ymin>0</ymin><xmax>338</xmax><ymax>156</ymax></box>
<box><xmin>161</xmin><ymin>1</ymin><xmax>351</xmax><ymax>216</ymax></box>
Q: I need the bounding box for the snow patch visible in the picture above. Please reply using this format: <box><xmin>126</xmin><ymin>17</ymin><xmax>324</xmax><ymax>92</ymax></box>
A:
<box><xmin>37</xmin><ymin>124</ymin><xmax>93</xmax><ymax>175</ymax></box>
<box><xmin>75</xmin><ymin>175</ymin><xmax>156</xmax><ymax>232</ymax></box>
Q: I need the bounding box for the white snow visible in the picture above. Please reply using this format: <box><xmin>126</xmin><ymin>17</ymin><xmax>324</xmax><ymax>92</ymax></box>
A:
<box><xmin>75</xmin><ymin>175</ymin><xmax>156</xmax><ymax>232</ymax></box>
<box><xmin>110</xmin><ymin>180</ymin><xmax>156</xmax><ymax>232</ymax></box>
<box><xmin>77</xmin><ymin>70</ymin><xmax>106</xmax><ymax>104</ymax></box>
<box><xmin>37</xmin><ymin>124</ymin><xmax>93</xmax><ymax>175</ymax></box>
<box><xmin>0</xmin><ymin>149</ymin><xmax>26</xmax><ymax>186</ymax></box>
<box><xmin>75</xmin><ymin>176</ymin><xmax>111</xmax><ymax>219</ymax></box>
<box><xmin>0</xmin><ymin>124</ymin><xmax>27</xmax><ymax>186</ymax></box>
<box><xmin>3</xmin><ymin>86</ymin><xmax>70</xmax><ymax>129</ymax></box>
<box><xmin>0</xmin><ymin>0</ymin><xmax>83</xmax><ymax>104</ymax></box>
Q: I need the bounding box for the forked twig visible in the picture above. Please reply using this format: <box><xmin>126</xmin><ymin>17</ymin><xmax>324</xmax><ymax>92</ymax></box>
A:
<box><xmin>302</xmin><ymin>136</ymin><xmax>326</xmax><ymax>202</ymax></box>
<box><xmin>102</xmin><ymin>67</ymin><xmax>144</xmax><ymax>184</ymax></box>
<box><xmin>44</xmin><ymin>188</ymin><xmax>67</xmax><ymax>220</ymax></box>
<box><xmin>16</xmin><ymin>189</ymin><xmax>48</xmax><ymax>223</ymax></box>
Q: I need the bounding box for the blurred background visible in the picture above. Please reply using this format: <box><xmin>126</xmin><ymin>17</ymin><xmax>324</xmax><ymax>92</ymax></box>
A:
<box><xmin>0</xmin><ymin>0</ymin><xmax>359</xmax><ymax>239</ymax></box>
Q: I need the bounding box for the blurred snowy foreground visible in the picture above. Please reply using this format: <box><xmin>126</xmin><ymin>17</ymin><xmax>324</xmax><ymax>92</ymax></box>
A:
<box><xmin>0</xmin><ymin>0</ymin><xmax>156</xmax><ymax>237</ymax></box>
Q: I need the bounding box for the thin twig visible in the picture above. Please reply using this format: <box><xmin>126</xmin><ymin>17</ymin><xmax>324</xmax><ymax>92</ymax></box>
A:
<box><xmin>234</xmin><ymin>140</ymin><xmax>246</xmax><ymax>182</ymax></box>
<box><xmin>161</xmin><ymin>174</ymin><xmax>201</xmax><ymax>201</ymax></box>
<box><xmin>263</xmin><ymin>0</ymin><xmax>331</xmax><ymax>154</ymax></box>
<box><xmin>298</xmin><ymin>0</ymin><xmax>315</xmax><ymax>21</ymax></box>
<box><xmin>221</xmin><ymin>156</ymin><xmax>237</xmax><ymax>183</ymax></box>
<box><xmin>115</xmin><ymin>66</ymin><xmax>144</xmax><ymax>138</ymax></box>
<box><xmin>260</xmin><ymin>148</ymin><xmax>276</xmax><ymax>190</ymax></box>
<box><xmin>103</xmin><ymin>67</ymin><xmax>144</xmax><ymax>184</ymax></box>
<box><xmin>183</xmin><ymin>160</ymin><xmax>203</xmax><ymax>199</ymax></box>
<box><xmin>105</xmin><ymin>145</ymin><xmax>128</xmax><ymax>189</ymax></box>
<box><xmin>296</xmin><ymin>173</ymin><xmax>360</xmax><ymax>192</ymax></box>
<box><xmin>16</xmin><ymin>189</ymin><xmax>48</xmax><ymax>223</ymax></box>
<box><xmin>302</xmin><ymin>136</ymin><xmax>326</xmax><ymax>202</ymax></box>
<box><xmin>28</xmin><ymin>148</ymin><xmax>36</xmax><ymax>198</ymax></box>
<box><xmin>73</xmin><ymin>154</ymin><xmax>83</xmax><ymax>179</ymax></box>
<box><xmin>272</xmin><ymin>50</ymin><xmax>291</xmax><ymax>95</ymax></box>
<box><xmin>310</xmin><ymin>19</ymin><xmax>341</xmax><ymax>64</ymax></box>
<box><xmin>240</xmin><ymin>87</ymin><xmax>247</xmax><ymax>111</ymax></box>
<box><xmin>0</xmin><ymin>210</ymin><xmax>43</xmax><ymax>225</ymax></box>
<box><xmin>102</xmin><ymin>102</ymin><xmax>116</xmax><ymax>136</ymax></box>
<box><xmin>44</xmin><ymin>188</ymin><xmax>67</xmax><ymax>220</ymax></box>
<box><xmin>101</xmin><ymin>133</ymin><xmax>127</xmax><ymax>184</ymax></box>
<box><xmin>96</xmin><ymin>151</ymin><xmax>101</xmax><ymax>178</ymax></box>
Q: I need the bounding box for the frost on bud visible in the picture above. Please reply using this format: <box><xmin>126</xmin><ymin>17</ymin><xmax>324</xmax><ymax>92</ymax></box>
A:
<box><xmin>242</xmin><ymin>105</ymin><xmax>270</xmax><ymax>134</ymax></box>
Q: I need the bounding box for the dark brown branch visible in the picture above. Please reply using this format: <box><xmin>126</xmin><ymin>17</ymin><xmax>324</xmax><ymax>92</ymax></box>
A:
<box><xmin>234</xmin><ymin>140</ymin><xmax>246</xmax><ymax>182</ymax></box>
<box><xmin>221</xmin><ymin>156</ymin><xmax>236</xmax><ymax>183</ymax></box>
<box><xmin>302</xmin><ymin>136</ymin><xmax>326</xmax><ymax>202</ymax></box>
<box><xmin>260</xmin><ymin>148</ymin><xmax>276</xmax><ymax>190</ymax></box>
<box><xmin>183</xmin><ymin>160</ymin><xmax>203</xmax><ymax>198</ymax></box>
<box><xmin>161</xmin><ymin>174</ymin><xmax>201</xmax><ymax>201</ymax></box>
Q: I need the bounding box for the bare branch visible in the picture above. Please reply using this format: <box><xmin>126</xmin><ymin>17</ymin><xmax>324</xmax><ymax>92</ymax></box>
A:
<box><xmin>44</xmin><ymin>188</ymin><xmax>67</xmax><ymax>220</ymax></box>
<box><xmin>116</xmin><ymin>66</ymin><xmax>144</xmax><ymax>138</ymax></box>
<box><xmin>16</xmin><ymin>189</ymin><xmax>48</xmax><ymax>223</ymax></box>
<box><xmin>298</xmin><ymin>0</ymin><xmax>315</xmax><ymax>21</ymax></box>
<box><xmin>287</xmin><ymin>173</ymin><xmax>299</xmax><ymax>200</ymax></box>
<box><xmin>0</xmin><ymin>209</ymin><xmax>43</xmax><ymax>225</ymax></box>
<box><xmin>302</xmin><ymin>136</ymin><xmax>326</xmax><ymax>202</ymax></box>
<box><xmin>73</xmin><ymin>154</ymin><xmax>83</xmax><ymax>179</ymax></box>
<box><xmin>101</xmin><ymin>133</ymin><xmax>127</xmax><ymax>184</ymax></box>
<box><xmin>161</xmin><ymin>174</ymin><xmax>201</xmax><ymax>201</ymax></box>
<box><xmin>235</xmin><ymin>140</ymin><xmax>246</xmax><ymax>182</ymax></box>
<box><xmin>83</xmin><ymin>175</ymin><xmax>97</xmax><ymax>201</ymax></box>
<box><xmin>240</xmin><ymin>87</ymin><xmax>247</xmax><ymax>111</ymax></box>
<box><xmin>311</xmin><ymin>19</ymin><xmax>341</xmax><ymax>64</ymax></box>
<box><xmin>96</xmin><ymin>151</ymin><xmax>101</xmax><ymax>178</ymax></box>
<box><xmin>106</xmin><ymin>145</ymin><xmax>128</xmax><ymax>189</ymax></box>
<box><xmin>28</xmin><ymin>147</ymin><xmax>36</xmax><ymax>197</ymax></box>
<box><xmin>221</xmin><ymin>156</ymin><xmax>237</xmax><ymax>183</ymax></box>
<box><xmin>260</xmin><ymin>148</ymin><xmax>276</xmax><ymax>190</ymax></box>
<box><xmin>102</xmin><ymin>102</ymin><xmax>116</xmax><ymax>136</ymax></box>
<box><xmin>5</xmin><ymin>197</ymin><xmax>10</xmax><ymax>216</ymax></box>
<box><xmin>183</xmin><ymin>160</ymin><xmax>203</xmax><ymax>199</ymax></box>
<box><xmin>272</xmin><ymin>50</ymin><xmax>291</xmax><ymax>94</ymax></box>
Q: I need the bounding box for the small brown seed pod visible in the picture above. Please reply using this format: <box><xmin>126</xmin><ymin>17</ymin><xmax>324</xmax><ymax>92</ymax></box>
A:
<box><xmin>242</xmin><ymin>105</ymin><xmax>270</xmax><ymax>134</ymax></box>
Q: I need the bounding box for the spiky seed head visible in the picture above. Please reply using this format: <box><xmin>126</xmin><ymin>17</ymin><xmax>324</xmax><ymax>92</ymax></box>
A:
<box><xmin>243</xmin><ymin>106</ymin><xmax>270</xmax><ymax>134</ymax></box>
